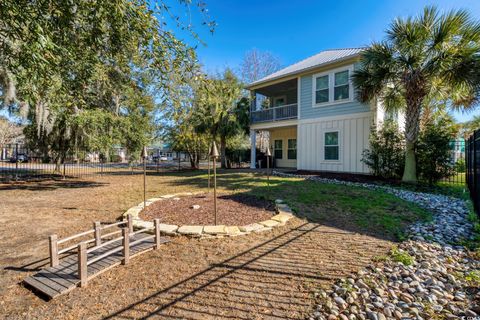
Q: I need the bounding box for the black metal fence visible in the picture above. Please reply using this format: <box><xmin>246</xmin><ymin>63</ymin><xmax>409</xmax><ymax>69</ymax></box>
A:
<box><xmin>440</xmin><ymin>139</ymin><xmax>466</xmax><ymax>186</ymax></box>
<box><xmin>0</xmin><ymin>144</ymin><xmax>191</xmax><ymax>180</ymax></box>
<box><xmin>467</xmin><ymin>130</ymin><xmax>480</xmax><ymax>214</ymax></box>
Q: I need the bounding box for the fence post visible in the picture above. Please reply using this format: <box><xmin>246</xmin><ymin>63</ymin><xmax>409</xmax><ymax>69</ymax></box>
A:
<box><xmin>78</xmin><ymin>242</ymin><xmax>88</xmax><ymax>287</ymax></box>
<box><xmin>49</xmin><ymin>235</ymin><xmax>59</xmax><ymax>267</ymax></box>
<box><xmin>15</xmin><ymin>143</ymin><xmax>18</xmax><ymax>180</ymax></box>
<box><xmin>127</xmin><ymin>214</ymin><xmax>133</xmax><ymax>233</ymax></box>
<box><xmin>122</xmin><ymin>228</ymin><xmax>130</xmax><ymax>265</ymax></box>
<box><xmin>94</xmin><ymin>221</ymin><xmax>101</xmax><ymax>246</ymax></box>
<box><xmin>154</xmin><ymin>218</ymin><xmax>161</xmax><ymax>249</ymax></box>
<box><xmin>63</xmin><ymin>162</ymin><xmax>66</xmax><ymax>180</ymax></box>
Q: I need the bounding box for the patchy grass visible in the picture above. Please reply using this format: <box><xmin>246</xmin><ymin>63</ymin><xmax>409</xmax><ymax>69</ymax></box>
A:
<box><xmin>239</xmin><ymin>175</ymin><xmax>431</xmax><ymax>241</ymax></box>
<box><xmin>460</xmin><ymin>205</ymin><xmax>480</xmax><ymax>252</ymax></box>
<box><xmin>192</xmin><ymin>174</ymin><xmax>431</xmax><ymax>240</ymax></box>
<box><xmin>389</xmin><ymin>247</ymin><xmax>415</xmax><ymax>266</ymax></box>
<box><xmin>167</xmin><ymin>170</ymin><xmax>431</xmax><ymax>240</ymax></box>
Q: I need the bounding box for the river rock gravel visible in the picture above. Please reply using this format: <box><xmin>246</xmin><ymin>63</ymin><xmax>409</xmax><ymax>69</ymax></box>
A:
<box><xmin>271</xmin><ymin>172</ymin><xmax>479</xmax><ymax>319</ymax></box>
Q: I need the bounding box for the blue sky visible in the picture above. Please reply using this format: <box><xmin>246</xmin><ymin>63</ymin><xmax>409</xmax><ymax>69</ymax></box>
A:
<box><xmin>175</xmin><ymin>0</ymin><xmax>480</xmax><ymax>122</ymax></box>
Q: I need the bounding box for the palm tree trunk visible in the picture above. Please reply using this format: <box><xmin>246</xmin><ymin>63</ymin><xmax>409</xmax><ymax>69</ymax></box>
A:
<box><xmin>402</xmin><ymin>99</ymin><xmax>422</xmax><ymax>183</ymax></box>
<box><xmin>402</xmin><ymin>140</ymin><xmax>417</xmax><ymax>182</ymax></box>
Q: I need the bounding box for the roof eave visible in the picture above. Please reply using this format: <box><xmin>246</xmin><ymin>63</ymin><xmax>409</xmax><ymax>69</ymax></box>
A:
<box><xmin>245</xmin><ymin>53</ymin><xmax>361</xmax><ymax>90</ymax></box>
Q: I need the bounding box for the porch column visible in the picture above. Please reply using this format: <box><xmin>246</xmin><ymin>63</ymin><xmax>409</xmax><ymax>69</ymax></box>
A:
<box><xmin>250</xmin><ymin>129</ymin><xmax>256</xmax><ymax>169</ymax></box>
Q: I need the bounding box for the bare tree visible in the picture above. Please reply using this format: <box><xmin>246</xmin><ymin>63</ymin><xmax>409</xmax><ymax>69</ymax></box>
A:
<box><xmin>240</xmin><ymin>49</ymin><xmax>281</xmax><ymax>153</ymax></box>
<box><xmin>240</xmin><ymin>48</ymin><xmax>281</xmax><ymax>84</ymax></box>
<box><xmin>0</xmin><ymin>117</ymin><xmax>22</xmax><ymax>145</ymax></box>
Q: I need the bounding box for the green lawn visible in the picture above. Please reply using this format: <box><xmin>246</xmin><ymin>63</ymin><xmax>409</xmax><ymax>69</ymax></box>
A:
<box><xmin>172</xmin><ymin>170</ymin><xmax>432</xmax><ymax>241</ymax></box>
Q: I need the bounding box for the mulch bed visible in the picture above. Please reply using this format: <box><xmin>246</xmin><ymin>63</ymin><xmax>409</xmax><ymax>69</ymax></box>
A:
<box><xmin>139</xmin><ymin>193</ymin><xmax>276</xmax><ymax>226</ymax></box>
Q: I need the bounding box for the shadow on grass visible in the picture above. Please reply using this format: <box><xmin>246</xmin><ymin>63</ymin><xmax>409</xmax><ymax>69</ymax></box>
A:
<box><xmin>0</xmin><ymin>180</ymin><xmax>107</xmax><ymax>191</ymax></box>
<box><xmin>158</xmin><ymin>170</ymin><xmax>431</xmax><ymax>242</ymax></box>
<box><xmin>104</xmin><ymin>222</ymin><xmax>378</xmax><ymax>320</ymax></box>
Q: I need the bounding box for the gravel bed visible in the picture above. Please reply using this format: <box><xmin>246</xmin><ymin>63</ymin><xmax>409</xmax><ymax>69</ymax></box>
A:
<box><xmin>272</xmin><ymin>171</ymin><xmax>479</xmax><ymax>319</ymax></box>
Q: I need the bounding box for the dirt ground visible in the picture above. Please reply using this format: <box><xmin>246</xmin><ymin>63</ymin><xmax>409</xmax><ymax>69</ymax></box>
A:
<box><xmin>140</xmin><ymin>193</ymin><xmax>275</xmax><ymax>226</ymax></box>
<box><xmin>0</xmin><ymin>171</ymin><xmax>392</xmax><ymax>319</ymax></box>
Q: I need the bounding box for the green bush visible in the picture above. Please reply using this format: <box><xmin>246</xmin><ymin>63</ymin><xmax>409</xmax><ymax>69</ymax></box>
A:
<box><xmin>454</xmin><ymin>158</ymin><xmax>466</xmax><ymax>173</ymax></box>
<box><xmin>417</xmin><ymin>114</ymin><xmax>457</xmax><ymax>185</ymax></box>
<box><xmin>362</xmin><ymin>120</ymin><xmax>404</xmax><ymax>179</ymax></box>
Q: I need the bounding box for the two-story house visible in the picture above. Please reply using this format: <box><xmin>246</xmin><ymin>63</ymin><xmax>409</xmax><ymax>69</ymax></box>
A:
<box><xmin>247</xmin><ymin>48</ymin><xmax>388</xmax><ymax>173</ymax></box>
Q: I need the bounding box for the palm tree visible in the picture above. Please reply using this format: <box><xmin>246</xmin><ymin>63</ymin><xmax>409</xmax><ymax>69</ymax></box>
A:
<box><xmin>353</xmin><ymin>6</ymin><xmax>480</xmax><ymax>183</ymax></box>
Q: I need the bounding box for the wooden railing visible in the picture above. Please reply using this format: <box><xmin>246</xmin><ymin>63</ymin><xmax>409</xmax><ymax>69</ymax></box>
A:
<box><xmin>49</xmin><ymin>215</ymin><xmax>162</xmax><ymax>287</ymax></box>
<box><xmin>250</xmin><ymin>103</ymin><xmax>298</xmax><ymax>123</ymax></box>
<box><xmin>48</xmin><ymin>215</ymin><xmax>133</xmax><ymax>267</ymax></box>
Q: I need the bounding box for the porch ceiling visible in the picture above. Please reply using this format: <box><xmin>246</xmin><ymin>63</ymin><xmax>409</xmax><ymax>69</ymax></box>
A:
<box><xmin>254</xmin><ymin>78</ymin><xmax>297</xmax><ymax>96</ymax></box>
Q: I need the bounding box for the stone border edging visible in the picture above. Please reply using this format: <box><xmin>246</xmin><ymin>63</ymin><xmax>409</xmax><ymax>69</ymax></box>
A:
<box><xmin>122</xmin><ymin>192</ymin><xmax>294</xmax><ymax>238</ymax></box>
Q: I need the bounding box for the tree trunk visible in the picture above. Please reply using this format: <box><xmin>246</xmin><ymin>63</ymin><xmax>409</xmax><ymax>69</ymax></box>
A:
<box><xmin>188</xmin><ymin>152</ymin><xmax>198</xmax><ymax>169</ymax></box>
<box><xmin>402</xmin><ymin>95</ymin><xmax>422</xmax><ymax>183</ymax></box>
<box><xmin>402</xmin><ymin>140</ymin><xmax>417</xmax><ymax>182</ymax></box>
<box><xmin>220</xmin><ymin>136</ymin><xmax>227</xmax><ymax>169</ymax></box>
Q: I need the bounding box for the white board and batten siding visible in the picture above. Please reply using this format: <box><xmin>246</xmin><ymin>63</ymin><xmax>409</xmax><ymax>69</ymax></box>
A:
<box><xmin>297</xmin><ymin>112</ymin><xmax>372</xmax><ymax>173</ymax></box>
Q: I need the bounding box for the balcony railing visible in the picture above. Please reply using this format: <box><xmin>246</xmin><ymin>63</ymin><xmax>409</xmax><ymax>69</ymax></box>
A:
<box><xmin>250</xmin><ymin>103</ymin><xmax>298</xmax><ymax>123</ymax></box>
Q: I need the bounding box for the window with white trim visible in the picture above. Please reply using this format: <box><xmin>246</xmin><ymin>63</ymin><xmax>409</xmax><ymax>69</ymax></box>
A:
<box><xmin>274</xmin><ymin>140</ymin><xmax>283</xmax><ymax>159</ymax></box>
<box><xmin>334</xmin><ymin>70</ymin><xmax>349</xmax><ymax>101</ymax></box>
<box><xmin>324</xmin><ymin>132</ymin><xmax>339</xmax><ymax>160</ymax></box>
<box><xmin>287</xmin><ymin>139</ymin><xmax>297</xmax><ymax>160</ymax></box>
<box><xmin>313</xmin><ymin>67</ymin><xmax>352</xmax><ymax>105</ymax></box>
<box><xmin>315</xmin><ymin>75</ymin><xmax>329</xmax><ymax>104</ymax></box>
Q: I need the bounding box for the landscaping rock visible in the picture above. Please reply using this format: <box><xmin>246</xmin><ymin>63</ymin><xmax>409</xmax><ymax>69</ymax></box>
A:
<box><xmin>259</xmin><ymin>219</ymin><xmax>280</xmax><ymax>228</ymax></box>
<box><xmin>275</xmin><ymin>171</ymin><xmax>480</xmax><ymax>320</ymax></box>
<box><xmin>239</xmin><ymin>223</ymin><xmax>264</xmax><ymax>232</ymax></box>
<box><xmin>203</xmin><ymin>225</ymin><xmax>227</xmax><ymax>235</ymax></box>
<box><xmin>177</xmin><ymin>225</ymin><xmax>203</xmax><ymax>236</ymax></box>
<box><xmin>225</xmin><ymin>226</ymin><xmax>242</xmax><ymax>235</ymax></box>
<box><xmin>191</xmin><ymin>204</ymin><xmax>200</xmax><ymax>210</ymax></box>
<box><xmin>271</xmin><ymin>213</ymin><xmax>292</xmax><ymax>223</ymax></box>
<box><xmin>158</xmin><ymin>224</ymin><xmax>179</xmax><ymax>235</ymax></box>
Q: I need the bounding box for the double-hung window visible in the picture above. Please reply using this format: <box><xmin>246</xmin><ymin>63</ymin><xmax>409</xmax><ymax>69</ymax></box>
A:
<box><xmin>287</xmin><ymin>139</ymin><xmax>297</xmax><ymax>160</ymax></box>
<box><xmin>274</xmin><ymin>140</ymin><xmax>283</xmax><ymax>159</ymax></box>
<box><xmin>334</xmin><ymin>70</ymin><xmax>349</xmax><ymax>101</ymax></box>
<box><xmin>324</xmin><ymin>132</ymin><xmax>339</xmax><ymax>161</ymax></box>
<box><xmin>315</xmin><ymin>75</ymin><xmax>329</xmax><ymax>104</ymax></box>
<box><xmin>313</xmin><ymin>67</ymin><xmax>352</xmax><ymax>105</ymax></box>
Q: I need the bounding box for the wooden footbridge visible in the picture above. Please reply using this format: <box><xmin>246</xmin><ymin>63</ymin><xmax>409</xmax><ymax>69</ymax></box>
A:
<box><xmin>24</xmin><ymin>215</ymin><xmax>169</xmax><ymax>299</ymax></box>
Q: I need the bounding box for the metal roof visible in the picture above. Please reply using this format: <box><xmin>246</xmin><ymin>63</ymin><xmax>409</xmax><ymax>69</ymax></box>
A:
<box><xmin>247</xmin><ymin>48</ymin><xmax>366</xmax><ymax>89</ymax></box>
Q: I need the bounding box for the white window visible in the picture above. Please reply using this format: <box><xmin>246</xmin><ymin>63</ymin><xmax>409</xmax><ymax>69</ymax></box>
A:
<box><xmin>315</xmin><ymin>75</ymin><xmax>329</xmax><ymax>104</ymax></box>
<box><xmin>324</xmin><ymin>132</ymin><xmax>339</xmax><ymax>161</ymax></box>
<box><xmin>334</xmin><ymin>70</ymin><xmax>349</xmax><ymax>101</ymax></box>
<box><xmin>287</xmin><ymin>139</ymin><xmax>297</xmax><ymax>160</ymax></box>
<box><xmin>274</xmin><ymin>140</ymin><xmax>283</xmax><ymax>159</ymax></box>
<box><xmin>313</xmin><ymin>66</ymin><xmax>353</xmax><ymax>106</ymax></box>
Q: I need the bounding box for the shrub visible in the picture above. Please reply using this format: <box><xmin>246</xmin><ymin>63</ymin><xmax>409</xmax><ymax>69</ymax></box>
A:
<box><xmin>454</xmin><ymin>158</ymin><xmax>466</xmax><ymax>173</ymax></box>
<box><xmin>362</xmin><ymin>120</ymin><xmax>404</xmax><ymax>179</ymax></box>
<box><xmin>417</xmin><ymin>114</ymin><xmax>457</xmax><ymax>185</ymax></box>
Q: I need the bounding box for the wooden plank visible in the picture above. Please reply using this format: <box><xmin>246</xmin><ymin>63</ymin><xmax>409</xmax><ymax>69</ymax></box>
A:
<box><xmin>42</xmin><ymin>265</ymin><xmax>78</xmax><ymax>285</ymax></box>
<box><xmin>28</xmin><ymin>274</ymin><xmax>69</xmax><ymax>295</ymax></box>
<box><xmin>24</xmin><ymin>276</ymin><xmax>62</xmax><ymax>299</ymax></box>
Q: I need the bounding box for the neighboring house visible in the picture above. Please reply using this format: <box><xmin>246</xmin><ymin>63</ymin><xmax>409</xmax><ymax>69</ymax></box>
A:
<box><xmin>247</xmin><ymin>48</ymin><xmax>396</xmax><ymax>173</ymax></box>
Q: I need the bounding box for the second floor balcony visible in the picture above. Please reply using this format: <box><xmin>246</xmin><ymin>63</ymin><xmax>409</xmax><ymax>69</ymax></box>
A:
<box><xmin>249</xmin><ymin>77</ymin><xmax>298</xmax><ymax>124</ymax></box>
<box><xmin>251</xmin><ymin>103</ymin><xmax>298</xmax><ymax>123</ymax></box>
